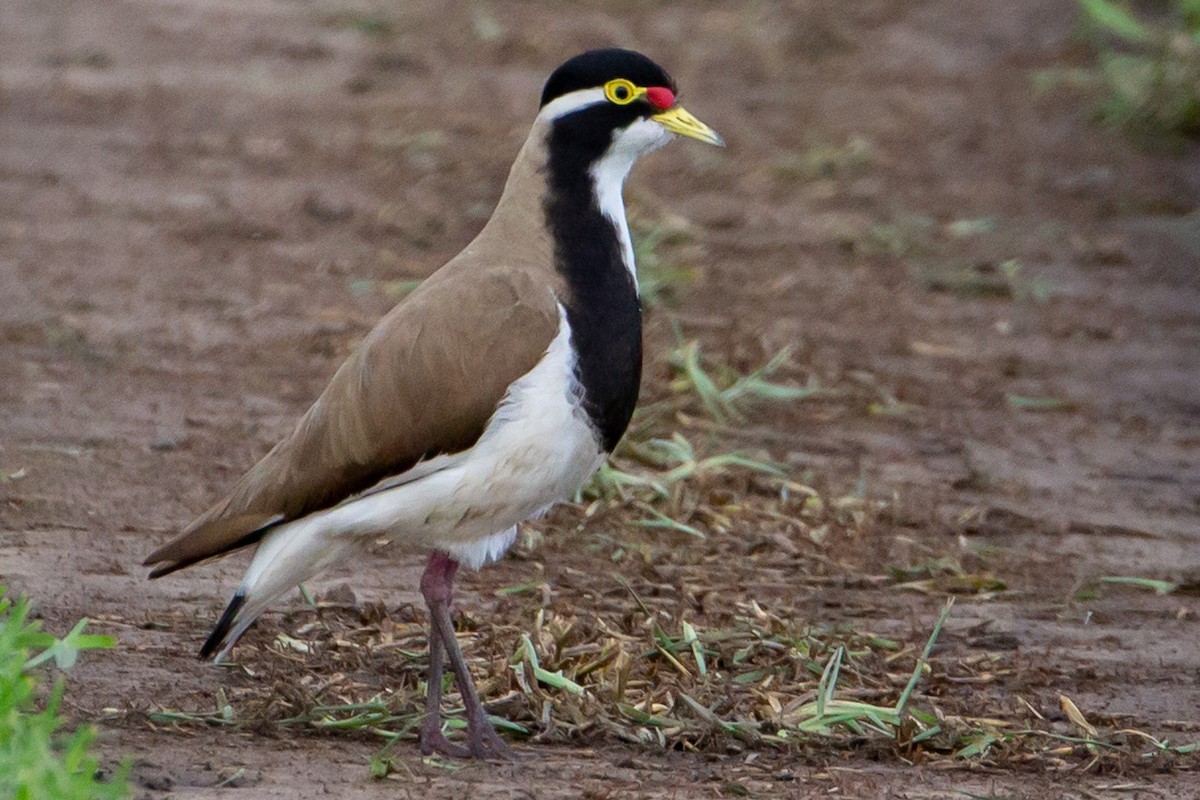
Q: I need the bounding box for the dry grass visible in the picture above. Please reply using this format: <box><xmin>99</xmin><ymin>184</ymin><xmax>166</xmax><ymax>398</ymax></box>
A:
<box><xmin>128</xmin><ymin>341</ymin><xmax>1198</xmax><ymax>779</ymax></box>
<box><xmin>136</xmin><ymin>551</ymin><xmax>1197</xmax><ymax>777</ymax></box>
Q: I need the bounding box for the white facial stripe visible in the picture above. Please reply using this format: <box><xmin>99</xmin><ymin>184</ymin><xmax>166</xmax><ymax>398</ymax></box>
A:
<box><xmin>537</xmin><ymin>87</ymin><xmax>607</xmax><ymax>121</ymax></box>
<box><xmin>588</xmin><ymin>118</ymin><xmax>674</xmax><ymax>291</ymax></box>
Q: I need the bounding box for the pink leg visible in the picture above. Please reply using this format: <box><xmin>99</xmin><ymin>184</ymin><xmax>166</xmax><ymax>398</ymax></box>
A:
<box><xmin>417</xmin><ymin>551</ymin><xmax>513</xmax><ymax>759</ymax></box>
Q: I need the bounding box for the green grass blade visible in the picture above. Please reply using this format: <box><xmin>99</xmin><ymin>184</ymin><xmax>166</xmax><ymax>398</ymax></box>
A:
<box><xmin>1079</xmin><ymin>0</ymin><xmax>1150</xmax><ymax>42</ymax></box>
<box><xmin>895</xmin><ymin>598</ymin><xmax>954</xmax><ymax>718</ymax></box>
<box><xmin>1100</xmin><ymin>576</ymin><xmax>1177</xmax><ymax>594</ymax></box>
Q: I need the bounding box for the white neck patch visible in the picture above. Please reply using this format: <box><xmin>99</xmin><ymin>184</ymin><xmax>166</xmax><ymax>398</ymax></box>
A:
<box><xmin>588</xmin><ymin>118</ymin><xmax>673</xmax><ymax>290</ymax></box>
<box><xmin>536</xmin><ymin>89</ymin><xmax>675</xmax><ymax>291</ymax></box>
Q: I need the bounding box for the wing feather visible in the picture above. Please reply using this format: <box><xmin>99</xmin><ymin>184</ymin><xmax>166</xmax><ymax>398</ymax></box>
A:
<box><xmin>144</xmin><ymin>264</ymin><xmax>561</xmax><ymax>574</ymax></box>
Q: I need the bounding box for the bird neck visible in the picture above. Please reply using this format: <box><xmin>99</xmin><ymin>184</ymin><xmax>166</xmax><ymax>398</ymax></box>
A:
<box><xmin>539</xmin><ymin>121</ymin><xmax>643</xmax><ymax>454</ymax></box>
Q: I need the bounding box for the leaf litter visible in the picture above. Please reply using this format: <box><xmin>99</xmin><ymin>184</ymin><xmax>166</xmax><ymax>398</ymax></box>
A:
<box><xmin>129</xmin><ymin>341</ymin><xmax>1197</xmax><ymax>777</ymax></box>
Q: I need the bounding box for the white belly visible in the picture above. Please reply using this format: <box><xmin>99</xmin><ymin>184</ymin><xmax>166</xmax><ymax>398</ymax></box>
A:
<box><xmin>242</xmin><ymin>305</ymin><xmax>603</xmax><ymax>602</ymax></box>
<box><xmin>373</xmin><ymin>305</ymin><xmax>605</xmax><ymax>566</ymax></box>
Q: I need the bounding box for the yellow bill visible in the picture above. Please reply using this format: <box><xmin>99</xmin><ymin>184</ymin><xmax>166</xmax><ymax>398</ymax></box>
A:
<box><xmin>652</xmin><ymin>106</ymin><xmax>725</xmax><ymax>147</ymax></box>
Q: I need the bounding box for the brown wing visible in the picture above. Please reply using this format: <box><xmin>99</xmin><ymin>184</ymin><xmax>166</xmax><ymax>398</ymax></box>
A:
<box><xmin>144</xmin><ymin>263</ymin><xmax>561</xmax><ymax>576</ymax></box>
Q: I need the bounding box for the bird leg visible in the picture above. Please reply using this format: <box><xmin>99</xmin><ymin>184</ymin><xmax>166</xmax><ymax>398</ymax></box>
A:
<box><xmin>418</xmin><ymin>550</ymin><xmax>513</xmax><ymax>760</ymax></box>
<box><xmin>418</xmin><ymin>602</ymin><xmax>469</xmax><ymax>758</ymax></box>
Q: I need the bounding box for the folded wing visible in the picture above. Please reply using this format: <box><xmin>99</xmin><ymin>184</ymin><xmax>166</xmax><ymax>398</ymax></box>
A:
<box><xmin>144</xmin><ymin>264</ymin><xmax>561</xmax><ymax>577</ymax></box>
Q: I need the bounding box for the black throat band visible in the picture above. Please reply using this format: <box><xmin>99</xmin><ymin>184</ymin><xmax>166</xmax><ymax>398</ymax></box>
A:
<box><xmin>542</xmin><ymin>110</ymin><xmax>644</xmax><ymax>453</ymax></box>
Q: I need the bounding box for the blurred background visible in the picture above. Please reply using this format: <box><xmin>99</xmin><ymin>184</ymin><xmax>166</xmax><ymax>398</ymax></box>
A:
<box><xmin>1</xmin><ymin>1</ymin><xmax>1198</xmax><ymax>797</ymax></box>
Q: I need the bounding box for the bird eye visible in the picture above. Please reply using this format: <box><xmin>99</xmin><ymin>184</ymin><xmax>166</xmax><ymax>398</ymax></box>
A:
<box><xmin>604</xmin><ymin>79</ymin><xmax>638</xmax><ymax>105</ymax></box>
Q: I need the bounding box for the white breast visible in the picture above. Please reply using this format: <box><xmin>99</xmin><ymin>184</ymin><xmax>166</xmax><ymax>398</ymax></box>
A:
<box><xmin>238</xmin><ymin>304</ymin><xmax>604</xmax><ymax>618</ymax></box>
<box><xmin>426</xmin><ymin>303</ymin><xmax>607</xmax><ymax>566</ymax></box>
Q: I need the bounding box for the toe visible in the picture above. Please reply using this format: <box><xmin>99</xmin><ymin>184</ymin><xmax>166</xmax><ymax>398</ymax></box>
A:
<box><xmin>419</xmin><ymin>729</ymin><xmax>471</xmax><ymax>759</ymax></box>
<box><xmin>468</xmin><ymin>722</ymin><xmax>515</xmax><ymax>761</ymax></box>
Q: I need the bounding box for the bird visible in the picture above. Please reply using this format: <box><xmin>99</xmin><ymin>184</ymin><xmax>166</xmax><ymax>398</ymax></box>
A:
<box><xmin>143</xmin><ymin>48</ymin><xmax>723</xmax><ymax>759</ymax></box>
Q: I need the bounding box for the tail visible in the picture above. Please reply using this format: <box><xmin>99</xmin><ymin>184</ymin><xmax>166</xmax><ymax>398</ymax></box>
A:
<box><xmin>199</xmin><ymin>591</ymin><xmax>247</xmax><ymax>660</ymax></box>
<box><xmin>196</xmin><ymin>515</ymin><xmax>355</xmax><ymax>663</ymax></box>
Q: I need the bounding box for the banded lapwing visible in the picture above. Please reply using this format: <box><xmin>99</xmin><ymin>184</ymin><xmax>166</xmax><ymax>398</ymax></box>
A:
<box><xmin>145</xmin><ymin>48</ymin><xmax>723</xmax><ymax>758</ymax></box>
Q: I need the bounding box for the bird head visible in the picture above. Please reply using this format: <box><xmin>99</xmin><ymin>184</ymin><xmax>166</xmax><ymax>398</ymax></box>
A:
<box><xmin>536</xmin><ymin>48</ymin><xmax>724</xmax><ymax>166</ymax></box>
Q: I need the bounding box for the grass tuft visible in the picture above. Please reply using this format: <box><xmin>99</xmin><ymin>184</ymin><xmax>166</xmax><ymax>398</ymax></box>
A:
<box><xmin>667</xmin><ymin>341</ymin><xmax>820</xmax><ymax>425</ymax></box>
<box><xmin>1036</xmin><ymin>0</ymin><xmax>1200</xmax><ymax>143</ymax></box>
<box><xmin>0</xmin><ymin>587</ymin><xmax>127</xmax><ymax>799</ymax></box>
<box><xmin>631</xmin><ymin>218</ymin><xmax>703</xmax><ymax>308</ymax></box>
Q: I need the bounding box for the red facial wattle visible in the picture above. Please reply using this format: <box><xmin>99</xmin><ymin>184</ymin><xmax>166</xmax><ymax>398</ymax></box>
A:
<box><xmin>645</xmin><ymin>86</ymin><xmax>675</xmax><ymax>110</ymax></box>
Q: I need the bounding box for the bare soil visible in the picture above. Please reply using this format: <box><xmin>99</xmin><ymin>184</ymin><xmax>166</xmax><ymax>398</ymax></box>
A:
<box><xmin>2</xmin><ymin>0</ymin><xmax>1199</xmax><ymax>798</ymax></box>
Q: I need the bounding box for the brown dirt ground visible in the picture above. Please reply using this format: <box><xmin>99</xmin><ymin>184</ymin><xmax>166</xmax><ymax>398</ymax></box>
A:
<box><xmin>3</xmin><ymin>0</ymin><xmax>1200</xmax><ymax>797</ymax></box>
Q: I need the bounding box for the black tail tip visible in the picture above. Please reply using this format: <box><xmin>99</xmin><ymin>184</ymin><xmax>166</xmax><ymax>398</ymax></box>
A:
<box><xmin>199</xmin><ymin>591</ymin><xmax>246</xmax><ymax>660</ymax></box>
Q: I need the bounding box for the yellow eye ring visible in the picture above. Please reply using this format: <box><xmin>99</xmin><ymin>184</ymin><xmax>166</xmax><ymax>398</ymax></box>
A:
<box><xmin>604</xmin><ymin>78</ymin><xmax>641</xmax><ymax>105</ymax></box>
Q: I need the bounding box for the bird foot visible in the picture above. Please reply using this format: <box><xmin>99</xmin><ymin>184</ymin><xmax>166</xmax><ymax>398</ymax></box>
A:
<box><xmin>418</xmin><ymin>715</ymin><xmax>514</xmax><ymax>761</ymax></box>
<box><xmin>465</xmin><ymin>713</ymin><xmax>515</xmax><ymax>760</ymax></box>
<box><xmin>419</xmin><ymin>725</ymin><xmax>472</xmax><ymax>759</ymax></box>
